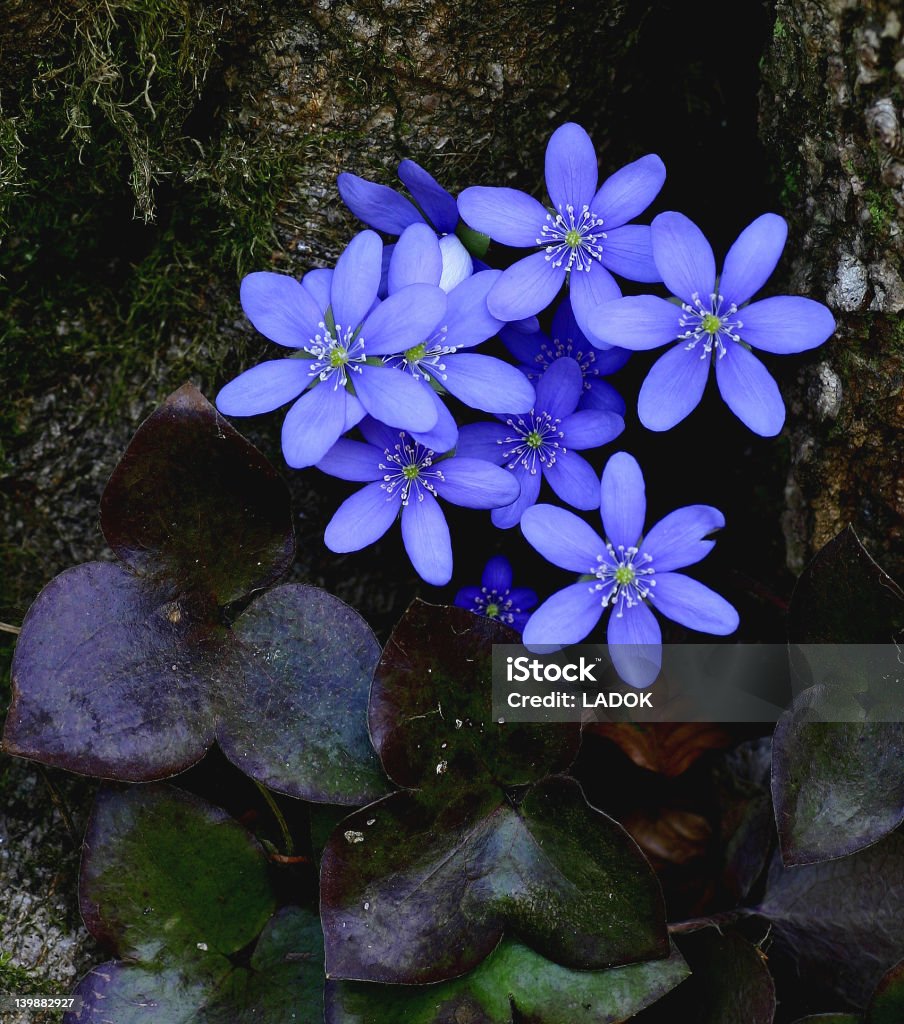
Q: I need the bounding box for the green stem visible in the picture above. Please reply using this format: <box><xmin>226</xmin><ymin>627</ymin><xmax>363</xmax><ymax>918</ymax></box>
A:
<box><xmin>254</xmin><ymin>781</ymin><xmax>294</xmax><ymax>857</ymax></box>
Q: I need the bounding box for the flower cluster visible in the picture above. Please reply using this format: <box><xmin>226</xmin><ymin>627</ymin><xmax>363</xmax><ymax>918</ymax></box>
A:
<box><xmin>216</xmin><ymin>124</ymin><xmax>836</xmax><ymax>680</ymax></box>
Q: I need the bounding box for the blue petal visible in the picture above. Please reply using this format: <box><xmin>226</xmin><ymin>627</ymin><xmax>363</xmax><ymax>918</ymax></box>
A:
<box><xmin>535</xmin><ymin>356</ymin><xmax>583</xmax><ymax>419</ymax></box>
<box><xmin>651</xmin><ymin>212</ymin><xmax>716</xmax><ymax>302</ymax></box>
<box><xmin>324</xmin><ymin>481</ymin><xmax>399</xmax><ymax>552</ymax></box>
<box><xmin>591</xmin><ymin>154</ymin><xmax>666</xmax><ymax>229</ymax></box>
<box><xmin>344</xmin><ymin>393</ymin><xmax>366</xmax><ymax>432</ymax></box>
<box><xmin>398</xmin><ymin>159</ymin><xmax>459</xmax><ymax>234</ymax></box>
<box><xmin>714</xmin><ymin>341</ymin><xmax>785</xmax><ymax>437</ymax></box>
<box><xmin>560</xmin><ymin>409</ymin><xmax>624</xmax><ymax>449</ymax></box>
<box><xmin>216</xmin><ymin>359</ymin><xmax>312</xmax><ymax>416</ymax></box>
<box><xmin>545</xmin><ymin>122</ymin><xmax>598</xmax><ymax>211</ymax></box>
<box><xmin>302</xmin><ymin>268</ymin><xmax>333</xmax><ymax>311</ymax></box>
<box><xmin>361</xmin><ymin>284</ymin><xmax>448</xmax><ymax>355</ymax></box>
<box><xmin>508</xmin><ymin>587</ymin><xmax>539</xmax><ymax>611</ymax></box>
<box><xmin>510</xmin><ymin>610</ymin><xmax>531</xmax><ymax>633</ymax></box>
<box><xmin>331</xmin><ymin>230</ymin><xmax>383</xmax><ymax>329</ymax></box>
<box><xmin>401</xmin><ymin>492</ymin><xmax>452</xmax><ymax>585</ymax></box>
<box><xmin>438</xmin><ymin>235</ymin><xmax>474</xmax><ymax>292</ymax></box>
<box><xmin>482</xmin><ymin>554</ymin><xmax>513</xmax><ymax>592</ymax></box>
<box><xmin>719</xmin><ymin>213</ymin><xmax>788</xmax><ymax>306</ymax></box>
<box><xmin>454</xmin><ymin>585</ymin><xmax>483</xmax><ymax>611</ymax></box>
<box><xmin>433</xmin><ymin>457</ymin><xmax>520</xmax><ymax>508</ymax></box>
<box><xmin>487</xmin><ymin>252</ymin><xmax>566</xmax><ymax>321</ymax></box>
<box><xmin>637</xmin><ymin>343</ymin><xmax>710</xmax><ymax>431</ymax></box>
<box><xmin>642</xmin><ymin>505</ymin><xmax>725</xmax><ymax>572</ymax></box>
<box><xmin>503</xmin><ymin>329</ymin><xmax>545</xmax><ymax>366</ymax></box>
<box><xmin>337</xmin><ymin>172</ymin><xmax>422</xmax><ymax>234</ymax></box>
<box><xmin>601</xmin><ymin>451</ymin><xmax>646</xmax><ymax>549</ymax></box>
<box><xmin>491</xmin><ymin>465</ymin><xmax>542</xmax><ymax>529</ymax></box>
<box><xmin>409</xmin><ymin>388</ymin><xmax>459</xmax><ymax>453</ymax></box>
<box><xmin>444</xmin><ymin>270</ymin><xmax>504</xmax><ymax>349</ymax></box>
<box><xmin>437</xmin><ymin>354</ymin><xmax>535</xmax><ymax>414</ymax></box>
<box><xmin>600</xmin><ymin>225</ymin><xmax>660</xmax><ymax>283</ymax></box>
<box><xmin>240</xmin><ymin>272</ymin><xmax>323</xmax><ymax>347</ymax></box>
<box><xmin>587</xmin><ymin>295</ymin><xmax>680</xmax><ymax>351</ymax></box>
<box><xmin>315</xmin><ymin>438</ymin><xmax>383</xmax><ymax>481</ymax></box>
<box><xmin>358</xmin><ymin>417</ymin><xmax>402</xmax><ymax>451</ymax></box>
<box><xmin>568</xmin><ymin>263</ymin><xmax>622</xmax><ymax>344</ymax></box>
<box><xmin>738</xmin><ymin>296</ymin><xmax>836</xmax><ymax>354</ymax></box>
<box><xmin>648</xmin><ymin>572</ymin><xmax>739</xmax><ymax>635</ymax></box>
<box><xmin>607</xmin><ymin>603</ymin><xmax>662</xmax><ymax>689</ymax></box>
<box><xmin>457</xmin><ymin>186</ymin><xmax>547</xmax><ymax>247</ymax></box>
<box><xmin>580</xmin><ymin>379</ymin><xmax>627</xmax><ymax>416</ymax></box>
<box><xmin>520</xmin><ymin>503</ymin><xmax>604</xmax><ymax>571</ymax></box>
<box><xmin>522</xmin><ymin>582</ymin><xmax>603</xmax><ymax>647</ymax></box>
<box><xmin>589</xmin><ymin>346</ymin><xmax>632</xmax><ymax>375</ymax></box>
<box><xmin>455</xmin><ymin>421</ymin><xmax>509</xmax><ymax>463</ymax></box>
<box><xmin>281</xmin><ymin>384</ymin><xmax>348</xmax><ymax>469</ymax></box>
<box><xmin>388</xmin><ymin>223</ymin><xmax>442</xmax><ymax>292</ymax></box>
<box><xmin>545</xmin><ymin>451</ymin><xmax>602</xmax><ymax>510</ymax></box>
<box><xmin>354</xmin><ymin>363</ymin><xmax>438</xmax><ymax>431</ymax></box>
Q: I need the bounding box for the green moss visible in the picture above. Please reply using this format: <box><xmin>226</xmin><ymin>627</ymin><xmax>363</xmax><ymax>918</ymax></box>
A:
<box><xmin>772</xmin><ymin>17</ymin><xmax>787</xmax><ymax>41</ymax></box>
<box><xmin>864</xmin><ymin>187</ymin><xmax>896</xmax><ymax>236</ymax></box>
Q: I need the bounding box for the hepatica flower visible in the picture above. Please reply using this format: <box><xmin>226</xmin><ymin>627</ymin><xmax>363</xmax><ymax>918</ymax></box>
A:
<box><xmin>317</xmin><ymin>419</ymin><xmax>519</xmax><ymax>585</ymax></box>
<box><xmin>503</xmin><ymin>294</ymin><xmax>629</xmax><ymax>416</ymax></box>
<box><xmin>457</xmin><ymin>122</ymin><xmax>665</xmax><ymax>337</ymax></box>
<box><xmin>588</xmin><ymin>212</ymin><xmax>837</xmax><ymax>436</ymax></box>
<box><xmin>457</xmin><ymin>356</ymin><xmax>624</xmax><ymax>529</ymax></box>
<box><xmin>216</xmin><ymin>230</ymin><xmax>448</xmax><ymax>468</ymax></box>
<box><xmin>521</xmin><ymin>452</ymin><xmax>738</xmax><ymax>687</ymax></box>
<box><xmin>378</xmin><ymin>223</ymin><xmax>536</xmax><ymax>451</ymax></box>
<box><xmin>454</xmin><ymin>555</ymin><xmax>538</xmax><ymax>633</ymax></box>
<box><xmin>339</xmin><ymin>159</ymin><xmax>473</xmax><ymax>291</ymax></box>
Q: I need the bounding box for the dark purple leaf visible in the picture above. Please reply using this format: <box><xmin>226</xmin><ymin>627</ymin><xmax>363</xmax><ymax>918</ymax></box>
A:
<box><xmin>369</xmin><ymin>600</ymin><xmax>580</xmax><ymax>789</ymax></box>
<box><xmin>755</xmin><ymin>830</ymin><xmax>904</xmax><ymax>1006</ymax></box>
<box><xmin>321</xmin><ymin>775</ymin><xmax>668</xmax><ymax>985</ymax></box>
<box><xmin>100</xmin><ymin>383</ymin><xmax>294</xmax><ymax>606</ymax></box>
<box><xmin>867</xmin><ymin>957</ymin><xmax>904</xmax><ymax>1023</ymax></box>
<box><xmin>4</xmin><ymin>563</ymin><xmax>219</xmax><ymax>781</ymax></box>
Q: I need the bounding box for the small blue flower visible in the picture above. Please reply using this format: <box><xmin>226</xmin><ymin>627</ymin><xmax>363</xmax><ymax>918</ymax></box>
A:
<box><xmin>317</xmin><ymin>419</ymin><xmax>520</xmax><ymax>586</ymax></box>
<box><xmin>377</xmin><ymin>223</ymin><xmax>536</xmax><ymax>451</ymax></box>
<box><xmin>457</xmin><ymin>122</ymin><xmax>665</xmax><ymax>338</ymax></box>
<box><xmin>587</xmin><ymin>212</ymin><xmax>837</xmax><ymax>436</ymax></box>
<box><xmin>456</xmin><ymin>357</ymin><xmax>624</xmax><ymax>529</ymax></box>
<box><xmin>502</xmin><ymin>294</ymin><xmax>630</xmax><ymax>416</ymax></box>
<box><xmin>216</xmin><ymin>230</ymin><xmax>452</xmax><ymax>469</ymax></box>
<box><xmin>520</xmin><ymin>451</ymin><xmax>738</xmax><ymax>687</ymax></box>
<box><xmin>339</xmin><ymin>159</ymin><xmax>474</xmax><ymax>292</ymax></box>
<box><xmin>454</xmin><ymin>555</ymin><xmax>538</xmax><ymax>633</ymax></box>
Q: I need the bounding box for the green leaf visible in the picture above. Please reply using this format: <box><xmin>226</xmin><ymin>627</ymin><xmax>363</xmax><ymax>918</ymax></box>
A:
<box><xmin>100</xmin><ymin>383</ymin><xmax>294</xmax><ymax>606</ymax></box>
<box><xmin>866</xmin><ymin>957</ymin><xmax>904</xmax><ymax>1024</ymax></box>
<box><xmin>321</xmin><ymin>776</ymin><xmax>668</xmax><ymax>985</ymax></box>
<box><xmin>80</xmin><ymin>785</ymin><xmax>275</xmax><ymax>958</ymax></box>
<box><xmin>369</xmin><ymin>600</ymin><xmax>579</xmax><ymax>789</ymax></box>
<box><xmin>326</xmin><ymin>940</ymin><xmax>689</xmax><ymax>1024</ymax></box>
<box><xmin>71</xmin><ymin>786</ymin><xmax>325</xmax><ymax>1023</ymax></box>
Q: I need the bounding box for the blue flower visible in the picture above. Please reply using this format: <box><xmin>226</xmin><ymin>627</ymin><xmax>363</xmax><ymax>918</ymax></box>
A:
<box><xmin>502</xmin><ymin>294</ymin><xmax>629</xmax><ymax>416</ymax></box>
<box><xmin>377</xmin><ymin>223</ymin><xmax>536</xmax><ymax>451</ymax></box>
<box><xmin>587</xmin><ymin>212</ymin><xmax>837</xmax><ymax>436</ymax></box>
<box><xmin>457</xmin><ymin>122</ymin><xmax>665</xmax><ymax>338</ymax></box>
<box><xmin>456</xmin><ymin>356</ymin><xmax>624</xmax><ymax>529</ymax></box>
<box><xmin>338</xmin><ymin>159</ymin><xmax>474</xmax><ymax>292</ymax></box>
<box><xmin>317</xmin><ymin>419</ymin><xmax>520</xmax><ymax>585</ymax></box>
<box><xmin>454</xmin><ymin>555</ymin><xmax>538</xmax><ymax>633</ymax></box>
<box><xmin>216</xmin><ymin>230</ymin><xmax>453</xmax><ymax>469</ymax></box>
<box><xmin>520</xmin><ymin>451</ymin><xmax>738</xmax><ymax>687</ymax></box>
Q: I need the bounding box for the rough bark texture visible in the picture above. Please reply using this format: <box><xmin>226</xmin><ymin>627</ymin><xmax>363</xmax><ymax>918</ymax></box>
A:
<box><xmin>760</xmin><ymin>0</ymin><xmax>904</xmax><ymax>577</ymax></box>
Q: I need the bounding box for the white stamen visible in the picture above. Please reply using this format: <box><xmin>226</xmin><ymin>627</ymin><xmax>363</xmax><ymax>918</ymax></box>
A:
<box><xmin>536</xmin><ymin>204</ymin><xmax>606</xmax><ymax>272</ymax></box>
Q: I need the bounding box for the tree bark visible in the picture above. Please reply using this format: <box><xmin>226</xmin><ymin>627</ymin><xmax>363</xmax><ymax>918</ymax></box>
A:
<box><xmin>759</xmin><ymin>0</ymin><xmax>904</xmax><ymax>576</ymax></box>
